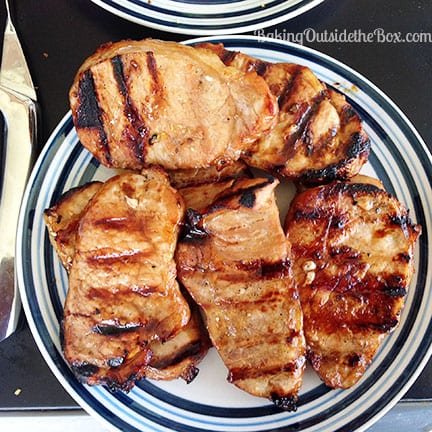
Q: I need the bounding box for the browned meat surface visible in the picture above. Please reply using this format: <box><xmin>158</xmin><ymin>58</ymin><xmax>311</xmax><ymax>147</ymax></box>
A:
<box><xmin>44</xmin><ymin>181</ymin><xmax>103</xmax><ymax>272</ymax></box>
<box><xmin>179</xmin><ymin>177</ymin><xmax>241</xmax><ymax>211</ymax></box>
<box><xmin>44</xmin><ymin>176</ymin><xmax>210</xmax><ymax>385</ymax></box>
<box><xmin>167</xmin><ymin>160</ymin><xmax>251</xmax><ymax>189</ymax></box>
<box><xmin>62</xmin><ymin>169</ymin><xmax>191</xmax><ymax>391</ymax></box>
<box><xmin>285</xmin><ymin>178</ymin><xmax>421</xmax><ymax>388</ymax></box>
<box><xmin>144</xmin><ymin>288</ymin><xmax>211</xmax><ymax>383</ymax></box>
<box><xmin>199</xmin><ymin>43</ymin><xmax>370</xmax><ymax>184</ymax></box>
<box><xmin>176</xmin><ymin>177</ymin><xmax>306</xmax><ymax>410</ymax></box>
<box><xmin>70</xmin><ymin>39</ymin><xmax>278</xmax><ymax>171</ymax></box>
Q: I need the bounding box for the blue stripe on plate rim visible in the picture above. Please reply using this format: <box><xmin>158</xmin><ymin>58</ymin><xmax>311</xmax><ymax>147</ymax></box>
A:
<box><xmin>90</xmin><ymin>0</ymin><xmax>325</xmax><ymax>35</ymax></box>
<box><xmin>16</xmin><ymin>35</ymin><xmax>432</xmax><ymax>432</ymax></box>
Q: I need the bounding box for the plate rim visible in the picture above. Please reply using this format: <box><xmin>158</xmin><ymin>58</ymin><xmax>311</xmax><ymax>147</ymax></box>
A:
<box><xmin>90</xmin><ymin>0</ymin><xmax>326</xmax><ymax>35</ymax></box>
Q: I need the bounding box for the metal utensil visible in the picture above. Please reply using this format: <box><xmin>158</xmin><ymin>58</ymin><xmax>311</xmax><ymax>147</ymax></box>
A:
<box><xmin>0</xmin><ymin>0</ymin><xmax>38</xmax><ymax>341</ymax></box>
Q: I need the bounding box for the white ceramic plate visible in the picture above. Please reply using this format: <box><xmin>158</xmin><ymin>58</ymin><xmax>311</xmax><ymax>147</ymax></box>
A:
<box><xmin>17</xmin><ymin>36</ymin><xmax>432</xmax><ymax>432</ymax></box>
<box><xmin>90</xmin><ymin>0</ymin><xmax>325</xmax><ymax>35</ymax></box>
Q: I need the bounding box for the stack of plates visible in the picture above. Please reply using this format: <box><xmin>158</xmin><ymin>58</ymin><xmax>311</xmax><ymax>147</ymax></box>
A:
<box><xmin>91</xmin><ymin>0</ymin><xmax>325</xmax><ymax>35</ymax></box>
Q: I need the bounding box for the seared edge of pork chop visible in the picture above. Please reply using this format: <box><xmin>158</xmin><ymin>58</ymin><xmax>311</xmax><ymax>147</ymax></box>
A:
<box><xmin>198</xmin><ymin>43</ymin><xmax>370</xmax><ymax>184</ymax></box>
<box><xmin>285</xmin><ymin>178</ymin><xmax>421</xmax><ymax>388</ymax></box>
<box><xmin>69</xmin><ymin>39</ymin><xmax>278</xmax><ymax>171</ymax></box>
<box><xmin>44</xmin><ymin>181</ymin><xmax>103</xmax><ymax>272</ymax></box>
<box><xmin>177</xmin><ymin>176</ymin><xmax>306</xmax><ymax>410</ymax></box>
<box><xmin>143</xmin><ymin>287</ymin><xmax>211</xmax><ymax>383</ymax></box>
<box><xmin>62</xmin><ymin>169</ymin><xmax>191</xmax><ymax>391</ymax></box>
<box><xmin>167</xmin><ymin>159</ymin><xmax>252</xmax><ymax>189</ymax></box>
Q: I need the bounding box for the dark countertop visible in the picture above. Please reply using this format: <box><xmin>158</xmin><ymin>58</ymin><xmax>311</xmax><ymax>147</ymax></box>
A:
<box><xmin>0</xmin><ymin>0</ymin><xmax>431</xmax><ymax>417</ymax></box>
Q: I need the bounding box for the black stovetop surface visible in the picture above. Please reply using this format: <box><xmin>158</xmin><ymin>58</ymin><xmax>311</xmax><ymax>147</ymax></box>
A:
<box><xmin>0</xmin><ymin>0</ymin><xmax>431</xmax><ymax>411</ymax></box>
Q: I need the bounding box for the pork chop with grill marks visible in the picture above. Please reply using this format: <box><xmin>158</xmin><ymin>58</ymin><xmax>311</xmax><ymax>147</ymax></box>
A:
<box><xmin>284</xmin><ymin>178</ymin><xmax>421</xmax><ymax>388</ymax></box>
<box><xmin>62</xmin><ymin>169</ymin><xmax>191</xmax><ymax>391</ymax></box>
<box><xmin>176</xmin><ymin>176</ymin><xmax>306</xmax><ymax>410</ymax></box>
<box><xmin>44</xmin><ymin>178</ymin><xmax>210</xmax><ymax>386</ymax></box>
<box><xmin>69</xmin><ymin>39</ymin><xmax>278</xmax><ymax>171</ymax></box>
<box><xmin>44</xmin><ymin>181</ymin><xmax>103</xmax><ymax>273</ymax></box>
<box><xmin>199</xmin><ymin>43</ymin><xmax>370</xmax><ymax>185</ymax></box>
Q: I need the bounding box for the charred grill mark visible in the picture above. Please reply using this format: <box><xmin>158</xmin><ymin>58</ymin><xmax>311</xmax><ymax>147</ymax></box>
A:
<box><xmin>271</xmin><ymin>394</ymin><xmax>298</xmax><ymax>412</ymax></box>
<box><xmin>398</xmin><ymin>253</ymin><xmax>412</xmax><ymax>263</ymax></box>
<box><xmin>236</xmin><ymin>258</ymin><xmax>292</xmax><ymax>279</ymax></box>
<box><xmin>146</xmin><ymin>51</ymin><xmax>162</xmax><ymax>96</ymax></box>
<box><xmin>277</xmin><ymin>65</ymin><xmax>304</xmax><ymax>110</ymax></box>
<box><xmin>297</xmin><ymin>165</ymin><xmax>340</xmax><ymax>184</ymax></box>
<box><xmin>347</xmin><ymin>353</ymin><xmax>363</xmax><ymax>367</ymax></box>
<box><xmin>228</xmin><ymin>360</ymin><xmax>299</xmax><ymax>382</ymax></box>
<box><xmin>181</xmin><ymin>366</ymin><xmax>200</xmax><ymax>384</ymax></box>
<box><xmin>92</xmin><ymin>322</ymin><xmax>142</xmax><ymax>336</ymax></box>
<box><xmin>341</xmin><ymin>104</ymin><xmax>358</xmax><ymax>125</ymax></box>
<box><xmin>329</xmin><ymin>245</ymin><xmax>360</xmax><ymax>258</ymax></box>
<box><xmin>220</xmin><ymin>48</ymin><xmax>238</xmax><ymax>66</ymax></box>
<box><xmin>85</xmin><ymin>249</ymin><xmax>155</xmax><ymax>268</ymax></box>
<box><xmin>75</xmin><ymin>71</ymin><xmax>103</xmax><ymax>128</ymax></box>
<box><xmin>363</xmin><ymin>319</ymin><xmax>400</xmax><ymax>333</ymax></box>
<box><xmin>382</xmin><ymin>286</ymin><xmax>407</xmax><ymax>297</ymax></box>
<box><xmin>382</xmin><ymin>275</ymin><xmax>407</xmax><ymax>297</ymax></box>
<box><xmin>104</xmin><ymin>376</ymin><xmax>136</xmax><ymax>393</ymax></box>
<box><xmin>71</xmin><ymin>362</ymin><xmax>99</xmax><ymax>381</ymax></box>
<box><xmin>280</xmin><ymin>90</ymin><xmax>329</xmax><ymax>163</ymax></box>
<box><xmin>112</xmin><ymin>56</ymin><xmax>128</xmax><ymax>97</ymax></box>
<box><xmin>315</xmin><ymin>181</ymin><xmax>381</xmax><ymax>201</ymax></box>
<box><xmin>239</xmin><ymin>189</ymin><xmax>256</xmax><ymax>208</ymax></box>
<box><xmin>75</xmin><ymin>70</ymin><xmax>111</xmax><ymax>164</ymax></box>
<box><xmin>111</xmin><ymin>56</ymin><xmax>149</xmax><ymax>164</ymax></box>
<box><xmin>345</xmin><ymin>132</ymin><xmax>371</xmax><ymax>160</ymax></box>
<box><xmin>292</xmin><ymin>208</ymin><xmax>320</xmax><ymax>222</ymax></box>
<box><xmin>390</xmin><ymin>214</ymin><xmax>410</xmax><ymax>227</ymax></box>
<box><xmin>180</xmin><ymin>208</ymin><xmax>208</xmax><ymax>241</ymax></box>
<box><xmin>208</xmin><ymin>177</ymin><xmax>275</xmax><ymax>213</ymax></box>
<box><xmin>345</xmin><ymin>182</ymin><xmax>381</xmax><ymax>195</ymax></box>
<box><xmin>92</xmin><ymin>214</ymin><xmax>150</xmax><ymax>235</ymax></box>
<box><xmin>87</xmin><ymin>284</ymin><xmax>158</xmax><ymax>301</ymax></box>
<box><xmin>246</xmin><ymin>59</ymin><xmax>269</xmax><ymax>76</ymax></box>
<box><xmin>329</xmin><ymin>215</ymin><xmax>347</xmax><ymax>230</ymax></box>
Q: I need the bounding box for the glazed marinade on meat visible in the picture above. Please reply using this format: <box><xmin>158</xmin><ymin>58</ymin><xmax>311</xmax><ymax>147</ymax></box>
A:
<box><xmin>43</xmin><ymin>177</ymin><xmax>211</xmax><ymax>387</ymax></box>
<box><xmin>44</xmin><ymin>181</ymin><xmax>103</xmax><ymax>273</ymax></box>
<box><xmin>176</xmin><ymin>176</ymin><xmax>306</xmax><ymax>410</ymax></box>
<box><xmin>69</xmin><ymin>39</ymin><xmax>278</xmax><ymax>171</ymax></box>
<box><xmin>199</xmin><ymin>42</ymin><xmax>370</xmax><ymax>184</ymax></box>
<box><xmin>47</xmin><ymin>38</ymin><xmax>422</xmax><ymax>403</ymax></box>
<box><xmin>285</xmin><ymin>178</ymin><xmax>421</xmax><ymax>388</ymax></box>
<box><xmin>60</xmin><ymin>169</ymin><xmax>192</xmax><ymax>391</ymax></box>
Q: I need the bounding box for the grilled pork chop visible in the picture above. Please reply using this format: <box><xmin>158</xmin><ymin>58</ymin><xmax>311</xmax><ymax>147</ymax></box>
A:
<box><xmin>199</xmin><ymin>43</ymin><xmax>370</xmax><ymax>184</ymax></box>
<box><xmin>176</xmin><ymin>177</ymin><xmax>306</xmax><ymax>410</ymax></box>
<box><xmin>70</xmin><ymin>39</ymin><xmax>278</xmax><ymax>171</ymax></box>
<box><xmin>62</xmin><ymin>169</ymin><xmax>191</xmax><ymax>390</ymax></box>
<box><xmin>44</xmin><ymin>178</ymin><xmax>210</xmax><ymax>385</ymax></box>
<box><xmin>285</xmin><ymin>178</ymin><xmax>421</xmax><ymax>388</ymax></box>
<box><xmin>44</xmin><ymin>181</ymin><xmax>103</xmax><ymax>272</ymax></box>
